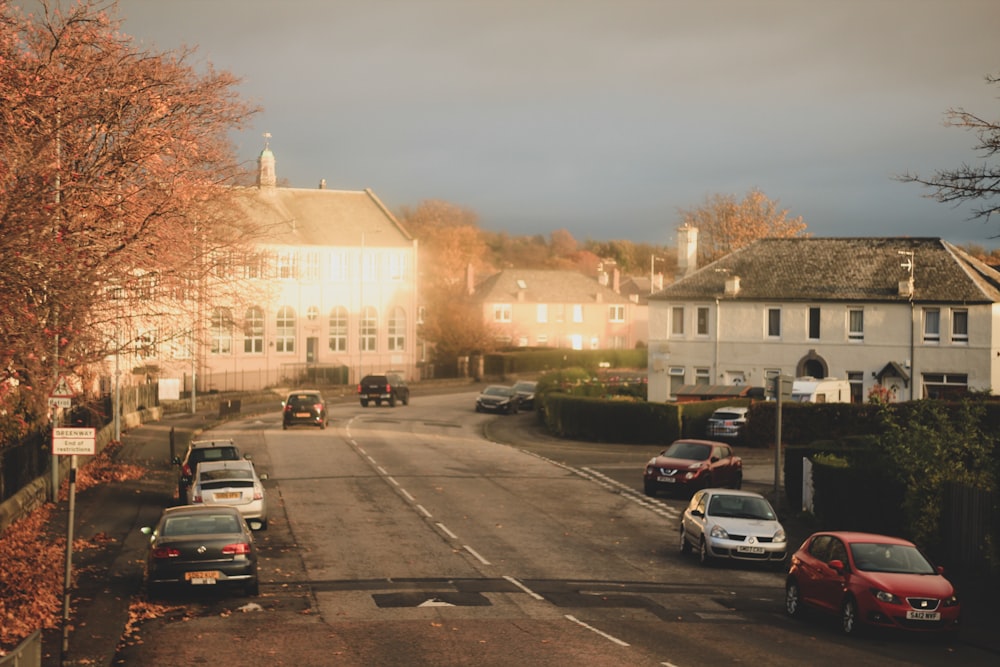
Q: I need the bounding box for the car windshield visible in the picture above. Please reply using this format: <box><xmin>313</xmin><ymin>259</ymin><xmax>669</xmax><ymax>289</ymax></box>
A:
<box><xmin>708</xmin><ymin>495</ymin><xmax>775</xmax><ymax>520</ymax></box>
<box><xmin>663</xmin><ymin>442</ymin><xmax>711</xmax><ymax>460</ymax></box>
<box><xmin>513</xmin><ymin>382</ymin><xmax>536</xmax><ymax>391</ymax></box>
<box><xmin>484</xmin><ymin>386</ymin><xmax>511</xmax><ymax>396</ymax></box>
<box><xmin>712</xmin><ymin>412</ymin><xmax>743</xmax><ymax>421</ymax></box>
<box><xmin>289</xmin><ymin>395</ymin><xmax>319</xmax><ymax>407</ymax></box>
<box><xmin>199</xmin><ymin>469</ymin><xmax>253</xmax><ymax>482</ymax></box>
<box><xmin>162</xmin><ymin>513</ymin><xmax>241</xmax><ymax>536</ymax></box>
<box><xmin>849</xmin><ymin>543</ymin><xmax>936</xmax><ymax>574</ymax></box>
<box><xmin>192</xmin><ymin>448</ymin><xmax>239</xmax><ymax>462</ymax></box>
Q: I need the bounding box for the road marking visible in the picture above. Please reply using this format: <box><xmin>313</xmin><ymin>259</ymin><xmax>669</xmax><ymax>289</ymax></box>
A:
<box><xmin>415</xmin><ymin>504</ymin><xmax>432</xmax><ymax>518</ymax></box>
<box><xmin>503</xmin><ymin>575</ymin><xmax>544</xmax><ymax>600</ymax></box>
<box><xmin>564</xmin><ymin>614</ymin><xmax>630</xmax><ymax>647</ymax></box>
<box><xmin>464</xmin><ymin>545</ymin><xmax>491</xmax><ymax>565</ymax></box>
<box><xmin>436</xmin><ymin>522</ymin><xmax>459</xmax><ymax>540</ymax></box>
<box><xmin>400</xmin><ymin>488</ymin><xmax>415</xmax><ymax>502</ymax></box>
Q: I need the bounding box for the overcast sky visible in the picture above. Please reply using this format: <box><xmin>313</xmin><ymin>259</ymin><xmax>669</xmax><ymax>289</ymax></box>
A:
<box><xmin>73</xmin><ymin>1</ymin><xmax>1000</xmax><ymax>245</ymax></box>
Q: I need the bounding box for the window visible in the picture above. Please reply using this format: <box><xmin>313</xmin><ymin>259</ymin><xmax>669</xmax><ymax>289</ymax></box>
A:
<box><xmin>696</xmin><ymin>307</ymin><xmax>709</xmax><ymax>335</ymax></box>
<box><xmin>923</xmin><ymin>308</ymin><xmax>940</xmax><ymax>343</ymax></box>
<box><xmin>387</xmin><ymin>307</ymin><xmax>406</xmax><ymax>351</ymax></box>
<box><xmin>306</xmin><ymin>305</ymin><xmax>319</xmax><ymax>321</ymax></box>
<box><xmin>848</xmin><ymin>308</ymin><xmax>864</xmax><ymax>341</ymax></box>
<box><xmin>589</xmin><ymin>336</ymin><xmax>599</xmax><ymax>350</ymax></box>
<box><xmin>808</xmin><ymin>307</ymin><xmax>820</xmax><ymax>340</ymax></box>
<box><xmin>922</xmin><ymin>373</ymin><xmax>968</xmax><ymax>399</ymax></box>
<box><xmin>847</xmin><ymin>371</ymin><xmax>864</xmax><ymax>404</ymax></box>
<box><xmin>244</xmin><ymin>307</ymin><xmax>264</xmax><ymax>353</ymax></box>
<box><xmin>302</xmin><ymin>252</ymin><xmax>321</xmax><ymax>281</ymax></box>
<box><xmin>242</xmin><ymin>252</ymin><xmax>265</xmax><ymax>280</ymax></box>
<box><xmin>572</xmin><ymin>304</ymin><xmax>583</xmax><ymax>323</ymax></box>
<box><xmin>609</xmin><ymin>305</ymin><xmax>625</xmax><ymax>322</ymax></box>
<box><xmin>276</xmin><ymin>307</ymin><xmax>296</xmax><ymax>352</ymax></box>
<box><xmin>695</xmin><ymin>368</ymin><xmax>710</xmax><ymax>386</ymax></box>
<box><xmin>328</xmin><ymin>306</ymin><xmax>348</xmax><ymax>352</ymax></box>
<box><xmin>669</xmin><ymin>367</ymin><xmax>685</xmax><ymax>398</ymax></box>
<box><xmin>671</xmin><ymin>306</ymin><xmax>684</xmax><ymax>336</ymax></box>
<box><xmin>536</xmin><ymin>334</ymin><xmax>549</xmax><ymax>345</ymax></box>
<box><xmin>537</xmin><ymin>304</ymin><xmax>548</xmax><ymax>323</ymax></box>
<box><xmin>360</xmin><ymin>306</ymin><xmax>377</xmax><ymax>352</ymax></box>
<box><xmin>136</xmin><ymin>329</ymin><xmax>157</xmax><ymax>359</ymax></box>
<box><xmin>767</xmin><ymin>307</ymin><xmax>781</xmax><ymax>338</ymax></box>
<box><xmin>209</xmin><ymin>307</ymin><xmax>232</xmax><ymax>355</ymax></box>
<box><xmin>388</xmin><ymin>253</ymin><xmax>406</xmax><ymax>281</ymax></box>
<box><xmin>952</xmin><ymin>309</ymin><xmax>968</xmax><ymax>343</ymax></box>
<box><xmin>277</xmin><ymin>252</ymin><xmax>298</xmax><ymax>280</ymax></box>
<box><xmin>329</xmin><ymin>251</ymin><xmax>348</xmax><ymax>281</ymax></box>
<box><xmin>609</xmin><ymin>335</ymin><xmax>626</xmax><ymax>349</ymax></box>
<box><xmin>361</xmin><ymin>252</ymin><xmax>377</xmax><ymax>282</ymax></box>
<box><xmin>493</xmin><ymin>304</ymin><xmax>512</xmax><ymax>322</ymax></box>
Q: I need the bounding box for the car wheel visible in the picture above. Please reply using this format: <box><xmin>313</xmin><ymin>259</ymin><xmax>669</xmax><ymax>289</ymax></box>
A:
<box><xmin>375</xmin><ymin>399</ymin><xmax>381</xmax><ymax>407</ymax></box>
<box><xmin>319</xmin><ymin>420</ymin><xmax>326</xmax><ymax>430</ymax></box>
<box><xmin>476</xmin><ymin>404</ymin><xmax>483</xmax><ymax>413</ymax></box>
<box><xmin>361</xmin><ymin>399</ymin><xmax>368</xmax><ymax>407</ymax></box>
<box><xmin>643</xmin><ymin>481</ymin><xmax>656</xmax><ymax>497</ymax></box>
<box><xmin>679</xmin><ymin>526</ymin><xmax>692</xmax><ymax>555</ymax></box>
<box><xmin>698</xmin><ymin>537</ymin><xmax>712</xmax><ymax>566</ymax></box>
<box><xmin>403</xmin><ymin>393</ymin><xmax>409</xmax><ymax>405</ymax></box>
<box><xmin>259</xmin><ymin>519</ymin><xmax>268</xmax><ymax>531</ymax></box>
<box><xmin>732</xmin><ymin>471</ymin><xmax>743</xmax><ymax>490</ymax></box>
<box><xmin>282</xmin><ymin>423</ymin><xmax>288</xmax><ymax>430</ymax></box>
<box><xmin>245</xmin><ymin>578</ymin><xmax>260</xmax><ymax>597</ymax></box>
<box><xmin>389</xmin><ymin>395</ymin><xmax>396</xmax><ymax>407</ymax></box>
<box><xmin>785</xmin><ymin>579</ymin><xmax>802</xmax><ymax>618</ymax></box>
<box><xmin>840</xmin><ymin>596</ymin><xmax>861</xmax><ymax>636</ymax></box>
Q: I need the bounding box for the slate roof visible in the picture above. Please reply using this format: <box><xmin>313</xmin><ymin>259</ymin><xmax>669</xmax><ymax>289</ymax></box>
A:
<box><xmin>652</xmin><ymin>238</ymin><xmax>1000</xmax><ymax>304</ymax></box>
<box><xmin>474</xmin><ymin>269</ymin><xmax>630</xmax><ymax>304</ymax></box>
<box><xmin>232</xmin><ymin>186</ymin><xmax>413</xmax><ymax>247</ymax></box>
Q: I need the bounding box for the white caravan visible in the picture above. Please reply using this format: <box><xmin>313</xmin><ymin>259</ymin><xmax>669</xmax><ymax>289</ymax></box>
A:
<box><xmin>790</xmin><ymin>377</ymin><xmax>851</xmax><ymax>403</ymax></box>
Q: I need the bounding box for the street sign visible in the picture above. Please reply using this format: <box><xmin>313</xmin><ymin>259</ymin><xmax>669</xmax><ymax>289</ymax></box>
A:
<box><xmin>48</xmin><ymin>397</ymin><xmax>72</xmax><ymax>409</ymax></box>
<box><xmin>51</xmin><ymin>375</ymin><xmax>75</xmax><ymax>399</ymax></box>
<box><xmin>53</xmin><ymin>427</ymin><xmax>96</xmax><ymax>456</ymax></box>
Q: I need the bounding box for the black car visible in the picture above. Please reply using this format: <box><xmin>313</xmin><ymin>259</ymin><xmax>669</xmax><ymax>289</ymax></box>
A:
<box><xmin>358</xmin><ymin>373</ymin><xmax>409</xmax><ymax>407</ymax></box>
<box><xmin>282</xmin><ymin>390</ymin><xmax>328</xmax><ymax>429</ymax></box>
<box><xmin>475</xmin><ymin>385</ymin><xmax>520</xmax><ymax>414</ymax></box>
<box><xmin>173</xmin><ymin>439</ymin><xmax>249</xmax><ymax>502</ymax></box>
<box><xmin>511</xmin><ymin>380</ymin><xmax>538</xmax><ymax>410</ymax></box>
<box><xmin>143</xmin><ymin>504</ymin><xmax>259</xmax><ymax>597</ymax></box>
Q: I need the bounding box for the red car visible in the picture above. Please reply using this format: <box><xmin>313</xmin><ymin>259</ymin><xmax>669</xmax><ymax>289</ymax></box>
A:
<box><xmin>643</xmin><ymin>439</ymin><xmax>742</xmax><ymax>497</ymax></box>
<box><xmin>785</xmin><ymin>531</ymin><xmax>960</xmax><ymax>636</ymax></box>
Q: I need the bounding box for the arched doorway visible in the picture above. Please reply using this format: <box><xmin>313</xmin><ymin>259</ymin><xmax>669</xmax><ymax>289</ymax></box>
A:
<box><xmin>796</xmin><ymin>350</ymin><xmax>828</xmax><ymax>379</ymax></box>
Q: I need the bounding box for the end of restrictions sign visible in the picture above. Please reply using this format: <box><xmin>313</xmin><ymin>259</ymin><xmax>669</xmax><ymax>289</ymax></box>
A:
<box><xmin>53</xmin><ymin>427</ymin><xmax>96</xmax><ymax>456</ymax></box>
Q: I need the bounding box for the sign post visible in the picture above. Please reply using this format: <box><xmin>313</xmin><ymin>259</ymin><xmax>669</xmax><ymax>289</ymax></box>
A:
<box><xmin>52</xmin><ymin>426</ymin><xmax>94</xmax><ymax>663</ymax></box>
<box><xmin>770</xmin><ymin>375</ymin><xmax>793</xmax><ymax>505</ymax></box>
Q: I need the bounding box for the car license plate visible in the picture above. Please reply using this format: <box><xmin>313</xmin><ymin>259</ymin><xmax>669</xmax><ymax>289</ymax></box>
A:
<box><xmin>214</xmin><ymin>492</ymin><xmax>240</xmax><ymax>500</ymax></box>
<box><xmin>185</xmin><ymin>571</ymin><xmax>219</xmax><ymax>585</ymax></box>
<box><xmin>656</xmin><ymin>476</ymin><xmax>676</xmax><ymax>483</ymax></box>
<box><xmin>906</xmin><ymin>610</ymin><xmax>940</xmax><ymax>621</ymax></box>
<box><xmin>295</xmin><ymin>412</ymin><xmax>310</xmax><ymax>417</ymax></box>
<box><xmin>737</xmin><ymin>545</ymin><xmax>766</xmax><ymax>554</ymax></box>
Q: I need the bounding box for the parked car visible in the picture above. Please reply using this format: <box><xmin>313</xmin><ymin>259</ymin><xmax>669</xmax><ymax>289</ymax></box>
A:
<box><xmin>143</xmin><ymin>504</ymin><xmax>259</xmax><ymax>597</ymax></box>
<box><xmin>188</xmin><ymin>459</ymin><xmax>269</xmax><ymax>530</ymax></box>
<box><xmin>679</xmin><ymin>488</ymin><xmax>787</xmax><ymax>567</ymax></box>
<box><xmin>643</xmin><ymin>439</ymin><xmax>742</xmax><ymax>497</ymax></box>
<box><xmin>511</xmin><ymin>380</ymin><xmax>538</xmax><ymax>410</ymax></box>
<box><xmin>785</xmin><ymin>531</ymin><xmax>961</xmax><ymax>636</ymax></box>
<box><xmin>357</xmin><ymin>373</ymin><xmax>409</xmax><ymax>407</ymax></box>
<box><xmin>282</xmin><ymin>389</ymin><xmax>328</xmax><ymax>429</ymax></box>
<box><xmin>475</xmin><ymin>385</ymin><xmax>520</xmax><ymax>414</ymax></box>
<box><xmin>706</xmin><ymin>406</ymin><xmax>749</xmax><ymax>439</ymax></box>
<box><xmin>173</xmin><ymin>439</ymin><xmax>249</xmax><ymax>502</ymax></box>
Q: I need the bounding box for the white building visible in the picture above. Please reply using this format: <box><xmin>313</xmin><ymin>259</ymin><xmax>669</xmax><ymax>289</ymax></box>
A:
<box><xmin>143</xmin><ymin>144</ymin><xmax>419</xmax><ymax>392</ymax></box>
<box><xmin>647</xmin><ymin>233</ymin><xmax>1000</xmax><ymax>403</ymax></box>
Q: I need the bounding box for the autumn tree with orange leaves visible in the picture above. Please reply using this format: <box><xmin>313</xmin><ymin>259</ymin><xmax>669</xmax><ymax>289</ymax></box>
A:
<box><xmin>0</xmin><ymin>0</ymin><xmax>259</xmax><ymax>438</ymax></box>
<box><xmin>678</xmin><ymin>188</ymin><xmax>809</xmax><ymax>265</ymax></box>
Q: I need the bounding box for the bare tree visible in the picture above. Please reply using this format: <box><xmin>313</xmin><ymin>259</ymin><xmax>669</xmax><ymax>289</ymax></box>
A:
<box><xmin>898</xmin><ymin>73</ymin><xmax>1000</xmax><ymax>230</ymax></box>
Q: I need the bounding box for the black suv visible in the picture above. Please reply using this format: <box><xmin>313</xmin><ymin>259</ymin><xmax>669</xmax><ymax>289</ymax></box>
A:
<box><xmin>173</xmin><ymin>439</ymin><xmax>249</xmax><ymax>502</ymax></box>
<box><xmin>358</xmin><ymin>373</ymin><xmax>409</xmax><ymax>407</ymax></box>
<box><xmin>282</xmin><ymin>390</ymin><xmax>328</xmax><ymax>429</ymax></box>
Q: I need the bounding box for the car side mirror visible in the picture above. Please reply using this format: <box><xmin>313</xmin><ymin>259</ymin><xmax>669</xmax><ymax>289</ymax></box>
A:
<box><xmin>936</xmin><ymin>565</ymin><xmax>945</xmax><ymax>575</ymax></box>
<box><xmin>828</xmin><ymin>559</ymin><xmax>846</xmax><ymax>573</ymax></box>
<box><xmin>244</xmin><ymin>453</ymin><xmax>253</xmax><ymax>460</ymax></box>
<box><xmin>171</xmin><ymin>456</ymin><xmax>180</xmax><ymax>465</ymax></box>
<box><xmin>691</xmin><ymin>509</ymin><xmax>704</xmax><ymax>518</ymax></box>
<box><xmin>140</xmin><ymin>526</ymin><xmax>153</xmax><ymax>536</ymax></box>
<box><xmin>259</xmin><ymin>472</ymin><xmax>269</xmax><ymax>481</ymax></box>
<box><xmin>710</xmin><ymin>456</ymin><xmax>720</xmax><ymax>463</ymax></box>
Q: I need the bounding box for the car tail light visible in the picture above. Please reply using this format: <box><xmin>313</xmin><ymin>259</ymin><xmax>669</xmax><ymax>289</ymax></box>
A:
<box><xmin>357</xmin><ymin>384</ymin><xmax>363</xmax><ymax>394</ymax></box>
<box><xmin>313</xmin><ymin>402</ymin><xmax>323</xmax><ymax>412</ymax></box>
<box><xmin>283</xmin><ymin>404</ymin><xmax>293</xmax><ymax>413</ymax></box>
<box><xmin>385</xmin><ymin>384</ymin><xmax>391</xmax><ymax>392</ymax></box>
<box><xmin>223</xmin><ymin>542</ymin><xmax>252</xmax><ymax>555</ymax></box>
<box><xmin>182</xmin><ymin>464</ymin><xmax>192</xmax><ymax>477</ymax></box>
<box><xmin>253</xmin><ymin>485</ymin><xmax>263</xmax><ymax>500</ymax></box>
<box><xmin>152</xmin><ymin>547</ymin><xmax>180</xmax><ymax>559</ymax></box>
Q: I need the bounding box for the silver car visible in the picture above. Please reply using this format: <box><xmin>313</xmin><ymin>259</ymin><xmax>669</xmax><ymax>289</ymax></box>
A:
<box><xmin>188</xmin><ymin>460</ymin><xmax>269</xmax><ymax>530</ymax></box>
<box><xmin>679</xmin><ymin>488</ymin><xmax>787</xmax><ymax>567</ymax></box>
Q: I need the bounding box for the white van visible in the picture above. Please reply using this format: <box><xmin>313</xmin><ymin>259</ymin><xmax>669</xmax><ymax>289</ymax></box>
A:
<box><xmin>790</xmin><ymin>377</ymin><xmax>850</xmax><ymax>403</ymax></box>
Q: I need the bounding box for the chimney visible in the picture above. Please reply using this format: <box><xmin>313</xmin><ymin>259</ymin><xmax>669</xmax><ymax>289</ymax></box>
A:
<box><xmin>898</xmin><ymin>278</ymin><xmax>913</xmax><ymax>298</ymax></box>
<box><xmin>677</xmin><ymin>224</ymin><xmax>698</xmax><ymax>279</ymax></box>
<box><xmin>319</xmin><ymin>179</ymin><xmax>326</xmax><ymax>189</ymax></box>
<box><xmin>724</xmin><ymin>275</ymin><xmax>741</xmax><ymax>296</ymax></box>
<box><xmin>612</xmin><ymin>267</ymin><xmax>620</xmax><ymax>293</ymax></box>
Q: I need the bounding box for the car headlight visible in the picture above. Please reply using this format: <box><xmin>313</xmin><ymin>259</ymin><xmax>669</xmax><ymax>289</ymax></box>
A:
<box><xmin>773</xmin><ymin>528</ymin><xmax>787</xmax><ymax>543</ymax></box>
<box><xmin>942</xmin><ymin>594</ymin><xmax>960</xmax><ymax>607</ymax></box>
<box><xmin>872</xmin><ymin>588</ymin><xmax>902</xmax><ymax>605</ymax></box>
<box><xmin>709</xmin><ymin>524</ymin><xmax>729</xmax><ymax>539</ymax></box>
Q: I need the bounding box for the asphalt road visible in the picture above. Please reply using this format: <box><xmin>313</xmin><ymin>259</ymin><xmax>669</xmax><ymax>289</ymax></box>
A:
<box><xmin>45</xmin><ymin>389</ymin><xmax>998</xmax><ymax>666</ymax></box>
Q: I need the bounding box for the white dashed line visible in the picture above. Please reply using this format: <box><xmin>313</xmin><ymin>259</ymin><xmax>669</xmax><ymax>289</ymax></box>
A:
<box><xmin>564</xmin><ymin>614</ymin><xmax>630</xmax><ymax>647</ymax></box>
<box><xmin>503</xmin><ymin>575</ymin><xmax>544</xmax><ymax>601</ymax></box>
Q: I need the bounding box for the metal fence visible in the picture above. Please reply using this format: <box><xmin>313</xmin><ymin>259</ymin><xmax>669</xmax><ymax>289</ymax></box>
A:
<box><xmin>0</xmin><ymin>629</ymin><xmax>41</xmax><ymax>667</ymax></box>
